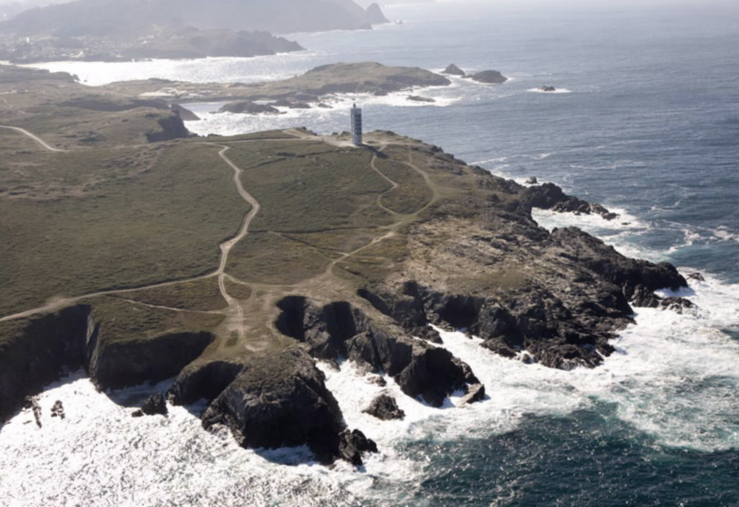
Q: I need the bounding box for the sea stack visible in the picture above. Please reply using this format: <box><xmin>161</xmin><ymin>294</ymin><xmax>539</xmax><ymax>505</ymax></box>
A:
<box><xmin>443</xmin><ymin>64</ymin><xmax>466</xmax><ymax>77</ymax></box>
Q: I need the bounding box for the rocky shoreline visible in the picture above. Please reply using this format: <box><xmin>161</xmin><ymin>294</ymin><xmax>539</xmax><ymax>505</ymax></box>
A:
<box><xmin>0</xmin><ymin>133</ymin><xmax>691</xmax><ymax>467</ymax></box>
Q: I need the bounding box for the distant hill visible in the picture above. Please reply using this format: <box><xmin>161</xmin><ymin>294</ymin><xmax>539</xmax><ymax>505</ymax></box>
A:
<box><xmin>1</xmin><ymin>0</ymin><xmax>389</xmax><ymax>37</ymax></box>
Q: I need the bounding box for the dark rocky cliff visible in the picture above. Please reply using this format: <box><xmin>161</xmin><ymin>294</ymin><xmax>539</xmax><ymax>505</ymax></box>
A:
<box><xmin>87</xmin><ymin>331</ymin><xmax>215</xmax><ymax>390</ymax></box>
<box><xmin>146</xmin><ymin>114</ymin><xmax>192</xmax><ymax>142</ymax></box>
<box><xmin>0</xmin><ymin>131</ymin><xmax>692</xmax><ymax>467</ymax></box>
<box><xmin>275</xmin><ymin>297</ymin><xmax>482</xmax><ymax>407</ymax></box>
<box><xmin>0</xmin><ymin>305</ymin><xmax>215</xmax><ymax>422</ymax></box>
<box><xmin>0</xmin><ymin>305</ymin><xmax>91</xmax><ymax>422</ymax></box>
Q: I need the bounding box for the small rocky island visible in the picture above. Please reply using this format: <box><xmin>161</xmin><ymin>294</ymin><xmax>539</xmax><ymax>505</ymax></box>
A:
<box><xmin>100</xmin><ymin>62</ymin><xmax>504</xmax><ymax>114</ymax></box>
<box><xmin>0</xmin><ymin>63</ymin><xmax>691</xmax><ymax>467</ymax></box>
<box><xmin>443</xmin><ymin>63</ymin><xmax>508</xmax><ymax>84</ymax></box>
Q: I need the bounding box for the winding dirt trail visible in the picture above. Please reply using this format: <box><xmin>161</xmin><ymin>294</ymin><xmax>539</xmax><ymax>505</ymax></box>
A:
<box><xmin>0</xmin><ymin>274</ymin><xmax>218</xmax><ymax>324</ymax></box>
<box><xmin>0</xmin><ymin>125</ymin><xmax>66</xmax><ymax>152</ymax></box>
<box><xmin>368</xmin><ymin>148</ymin><xmax>403</xmax><ymax>218</ymax></box>
<box><xmin>211</xmin><ymin>144</ymin><xmax>262</xmax><ymax>339</ymax></box>
<box><xmin>0</xmin><ymin>143</ymin><xmax>261</xmax><ymax>325</ymax></box>
<box><xmin>324</xmin><ymin>143</ymin><xmax>440</xmax><ymax>275</ymax></box>
<box><xmin>0</xmin><ymin>136</ymin><xmax>435</xmax><ymax>330</ymax></box>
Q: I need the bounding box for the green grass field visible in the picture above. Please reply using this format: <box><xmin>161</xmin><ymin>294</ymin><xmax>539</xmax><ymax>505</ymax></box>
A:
<box><xmin>225</xmin><ymin>142</ymin><xmax>394</xmax><ymax>233</ymax></box>
<box><xmin>119</xmin><ymin>277</ymin><xmax>227</xmax><ymax>312</ymax></box>
<box><xmin>90</xmin><ymin>296</ymin><xmax>225</xmax><ymax>345</ymax></box>
<box><xmin>228</xmin><ymin>232</ymin><xmax>334</xmax><ymax>285</ymax></box>
<box><xmin>0</xmin><ymin>142</ymin><xmax>249</xmax><ymax>317</ymax></box>
<box><xmin>374</xmin><ymin>156</ymin><xmax>433</xmax><ymax>214</ymax></box>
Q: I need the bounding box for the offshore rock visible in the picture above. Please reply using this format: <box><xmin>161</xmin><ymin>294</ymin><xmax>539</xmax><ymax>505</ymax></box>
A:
<box><xmin>470</xmin><ymin>70</ymin><xmax>508</xmax><ymax>84</ymax></box>
<box><xmin>660</xmin><ymin>297</ymin><xmax>695</xmax><ymax>314</ymax></box>
<box><xmin>460</xmin><ymin>383</ymin><xmax>486</xmax><ymax>406</ymax></box>
<box><xmin>443</xmin><ymin>64</ymin><xmax>466</xmax><ymax>77</ymax></box>
<box><xmin>132</xmin><ymin>393</ymin><xmax>168</xmax><ymax>417</ymax></box>
<box><xmin>218</xmin><ymin>101</ymin><xmax>281</xmax><ymax>115</ymax></box>
<box><xmin>269</xmin><ymin>99</ymin><xmax>311</xmax><ymax>109</ymax></box>
<box><xmin>24</xmin><ymin>396</ymin><xmax>43</xmax><ymax>428</ymax></box>
<box><xmin>364</xmin><ymin>393</ymin><xmax>405</xmax><ymax>421</ymax></box>
<box><xmin>51</xmin><ymin>400</ymin><xmax>65</xmax><ymax>420</ymax></box>
<box><xmin>523</xmin><ymin>182</ymin><xmax>620</xmax><ymax>220</ymax></box>
<box><xmin>338</xmin><ymin>429</ymin><xmax>378</xmax><ymax>466</ymax></box>
<box><xmin>687</xmin><ymin>272</ymin><xmax>705</xmax><ymax>282</ymax></box>
<box><xmin>407</xmin><ymin>95</ymin><xmax>436</xmax><ymax>103</ymax></box>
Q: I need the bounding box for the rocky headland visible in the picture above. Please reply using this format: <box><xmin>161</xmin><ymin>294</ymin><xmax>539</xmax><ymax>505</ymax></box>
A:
<box><xmin>0</xmin><ymin>122</ymin><xmax>690</xmax><ymax>466</ymax></box>
<box><xmin>98</xmin><ymin>62</ymin><xmax>500</xmax><ymax>116</ymax></box>
<box><xmin>0</xmin><ymin>63</ymin><xmax>690</xmax><ymax>468</ymax></box>
<box><xmin>0</xmin><ymin>0</ymin><xmax>388</xmax><ymax>63</ymax></box>
<box><xmin>204</xmin><ymin>63</ymin><xmax>452</xmax><ymax>114</ymax></box>
<box><xmin>1</xmin><ymin>27</ymin><xmax>304</xmax><ymax>64</ymax></box>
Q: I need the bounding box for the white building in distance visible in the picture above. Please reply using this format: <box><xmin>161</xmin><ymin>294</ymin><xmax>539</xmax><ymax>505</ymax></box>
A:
<box><xmin>350</xmin><ymin>103</ymin><xmax>363</xmax><ymax>146</ymax></box>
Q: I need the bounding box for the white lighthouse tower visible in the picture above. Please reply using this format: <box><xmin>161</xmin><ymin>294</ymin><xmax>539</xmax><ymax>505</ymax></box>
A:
<box><xmin>350</xmin><ymin>103</ymin><xmax>363</xmax><ymax>146</ymax></box>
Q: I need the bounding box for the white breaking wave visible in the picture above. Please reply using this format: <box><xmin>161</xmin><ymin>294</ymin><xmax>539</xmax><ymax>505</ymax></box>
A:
<box><xmin>0</xmin><ymin>374</ymin><xmax>363</xmax><ymax>507</ymax></box>
<box><xmin>527</xmin><ymin>88</ymin><xmax>573</xmax><ymax>94</ymax></box>
<box><xmin>532</xmin><ymin>207</ymin><xmax>656</xmax><ymax>261</ymax></box>
<box><xmin>22</xmin><ymin>53</ymin><xmax>325</xmax><ymax>87</ymax></box>
<box><xmin>713</xmin><ymin>226</ymin><xmax>739</xmax><ymax>244</ymax></box>
<box><xmin>2</xmin><ymin>271</ymin><xmax>738</xmax><ymax>506</ymax></box>
<box><xmin>183</xmin><ymin>85</ymin><xmax>464</xmax><ymax>137</ymax></box>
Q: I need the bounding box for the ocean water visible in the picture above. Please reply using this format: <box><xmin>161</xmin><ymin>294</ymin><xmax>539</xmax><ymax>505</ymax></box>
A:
<box><xmin>4</xmin><ymin>1</ymin><xmax>739</xmax><ymax>505</ymax></box>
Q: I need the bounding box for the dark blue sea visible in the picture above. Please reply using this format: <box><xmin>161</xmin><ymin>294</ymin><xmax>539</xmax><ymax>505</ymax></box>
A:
<box><xmin>4</xmin><ymin>1</ymin><xmax>739</xmax><ymax>506</ymax></box>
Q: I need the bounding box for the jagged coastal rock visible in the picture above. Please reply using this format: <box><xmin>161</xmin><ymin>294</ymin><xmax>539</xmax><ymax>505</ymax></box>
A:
<box><xmin>364</xmin><ymin>393</ymin><xmax>405</xmax><ymax>420</ymax></box>
<box><xmin>470</xmin><ymin>70</ymin><xmax>508</xmax><ymax>84</ymax></box>
<box><xmin>443</xmin><ymin>64</ymin><xmax>466</xmax><ymax>76</ymax></box>
<box><xmin>171</xmin><ymin>104</ymin><xmax>200</xmax><ymax>121</ymax></box>
<box><xmin>0</xmin><ymin>304</ymin><xmax>216</xmax><ymax>421</ymax></box>
<box><xmin>338</xmin><ymin>429</ymin><xmax>378</xmax><ymax>466</ymax></box>
<box><xmin>218</xmin><ymin>101</ymin><xmax>281</xmax><ymax>115</ymax></box>
<box><xmin>195</xmin><ymin>348</ymin><xmax>376</xmax><ymax>466</ymax></box>
<box><xmin>522</xmin><ymin>182</ymin><xmax>620</xmax><ymax>220</ymax></box>
<box><xmin>145</xmin><ymin>115</ymin><xmax>193</xmax><ymax>142</ymax></box>
<box><xmin>132</xmin><ymin>393</ymin><xmax>168</xmax><ymax>417</ymax></box>
<box><xmin>51</xmin><ymin>400</ymin><xmax>65</xmax><ymax>419</ymax></box>
<box><xmin>0</xmin><ymin>128</ymin><xmax>691</xmax><ymax>466</ymax></box>
<box><xmin>0</xmin><ymin>306</ymin><xmax>91</xmax><ymax>422</ymax></box>
<box><xmin>407</xmin><ymin>95</ymin><xmax>436</xmax><ymax>103</ymax></box>
<box><xmin>268</xmin><ymin>99</ymin><xmax>312</xmax><ymax>109</ymax></box>
<box><xmin>275</xmin><ymin>297</ymin><xmax>481</xmax><ymax>407</ymax></box>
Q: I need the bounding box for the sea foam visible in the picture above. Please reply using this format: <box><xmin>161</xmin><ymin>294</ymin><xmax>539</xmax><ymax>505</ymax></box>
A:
<box><xmin>2</xmin><ymin>243</ymin><xmax>738</xmax><ymax>506</ymax></box>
